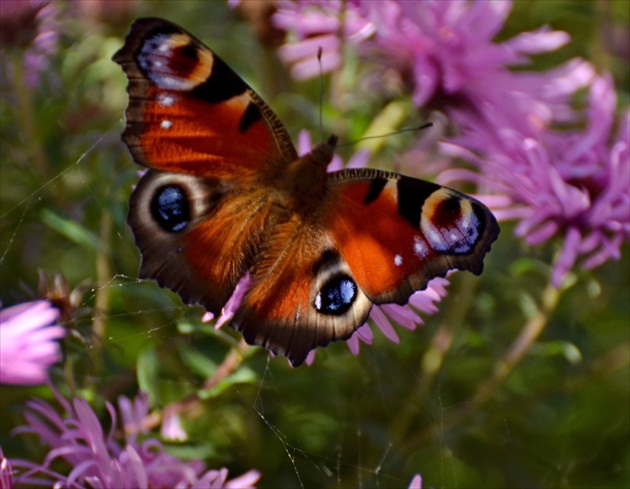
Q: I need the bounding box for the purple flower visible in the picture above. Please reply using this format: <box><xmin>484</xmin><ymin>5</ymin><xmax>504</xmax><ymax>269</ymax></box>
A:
<box><xmin>439</xmin><ymin>74</ymin><xmax>629</xmax><ymax>287</ymax></box>
<box><xmin>160</xmin><ymin>412</ymin><xmax>188</xmax><ymax>442</ymax></box>
<box><xmin>0</xmin><ymin>0</ymin><xmax>59</xmax><ymax>88</ymax></box>
<box><xmin>0</xmin><ymin>0</ymin><xmax>48</xmax><ymax>49</ymax></box>
<box><xmin>10</xmin><ymin>388</ymin><xmax>260</xmax><ymax>488</ymax></box>
<box><xmin>1</xmin><ymin>448</ymin><xmax>15</xmax><ymax>489</ymax></box>
<box><xmin>346</xmin><ymin>277</ymin><xmax>449</xmax><ymax>357</ymax></box>
<box><xmin>272</xmin><ymin>1</ymin><xmax>592</xmax><ymax>133</ymax></box>
<box><xmin>408</xmin><ymin>473</ymin><xmax>422</xmax><ymax>489</ymax></box>
<box><xmin>359</xmin><ymin>1</ymin><xmax>588</xmax><ymax>117</ymax></box>
<box><xmin>205</xmin><ymin>273</ymin><xmax>254</xmax><ymax>330</ymax></box>
<box><xmin>272</xmin><ymin>0</ymin><xmax>376</xmax><ymax>80</ymax></box>
<box><xmin>0</xmin><ymin>301</ymin><xmax>65</xmax><ymax>386</ymax></box>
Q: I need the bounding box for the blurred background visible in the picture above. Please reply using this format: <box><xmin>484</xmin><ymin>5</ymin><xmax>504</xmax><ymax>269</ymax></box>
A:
<box><xmin>1</xmin><ymin>1</ymin><xmax>628</xmax><ymax>488</ymax></box>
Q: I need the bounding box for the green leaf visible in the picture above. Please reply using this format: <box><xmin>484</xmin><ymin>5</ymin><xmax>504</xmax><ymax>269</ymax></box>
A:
<box><xmin>198</xmin><ymin>366</ymin><xmax>258</xmax><ymax>399</ymax></box>
<box><xmin>531</xmin><ymin>341</ymin><xmax>583</xmax><ymax>364</ymax></box>
<box><xmin>40</xmin><ymin>209</ymin><xmax>101</xmax><ymax>251</ymax></box>
<box><xmin>178</xmin><ymin>343</ymin><xmax>218</xmax><ymax>378</ymax></box>
<box><xmin>137</xmin><ymin>347</ymin><xmax>160</xmax><ymax>400</ymax></box>
<box><xmin>509</xmin><ymin>257</ymin><xmax>549</xmax><ymax>277</ymax></box>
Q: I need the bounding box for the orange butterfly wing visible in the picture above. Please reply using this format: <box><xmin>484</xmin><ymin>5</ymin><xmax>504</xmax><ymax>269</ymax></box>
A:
<box><xmin>114</xmin><ymin>18</ymin><xmax>296</xmax><ymax>314</ymax></box>
<box><xmin>326</xmin><ymin>170</ymin><xmax>500</xmax><ymax>304</ymax></box>
<box><xmin>127</xmin><ymin>171</ymin><xmax>277</xmax><ymax>314</ymax></box>
<box><xmin>113</xmin><ymin>17</ymin><xmax>297</xmax><ymax>179</ymax></box>
<box><xmin>232</xmin><ymin>213</ymin><xmax>373</xmax><ymax>365</ymax></box>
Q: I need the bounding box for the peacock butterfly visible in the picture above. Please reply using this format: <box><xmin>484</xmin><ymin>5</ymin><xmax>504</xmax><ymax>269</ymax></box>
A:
<box><xmin>113</xmin><ymin>18</ymin><xmax>499</xmax><ymax>367</ymax></box>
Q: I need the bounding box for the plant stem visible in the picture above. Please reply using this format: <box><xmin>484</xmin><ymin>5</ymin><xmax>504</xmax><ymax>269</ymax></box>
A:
<box><xmin>469</xmin><ymin>282</ymin><xmax>560</xmax><ymax>409</ymax></box>
<box><xmin>390</xmin><ymin>272</ymin><xmax>479</xmax><ymax>441</ymax></box>
<box><xmin>11</xmin><ymin>55</ymin><xmax>51</xmax><ymax>183</ymax></box>
<box><xmin>93</xmin><ymin>212</ymin><xmax>112</xmax><ymax>342</ymax></box>
<box><xmin>134</xmin><ymin>338</ymin><xmax>249</xmax><ymax>434</ymax></box>
<box><xmin>403</xmin><ymin>281</ymin><xmax>561</xmax><ymax>453</ymax></box>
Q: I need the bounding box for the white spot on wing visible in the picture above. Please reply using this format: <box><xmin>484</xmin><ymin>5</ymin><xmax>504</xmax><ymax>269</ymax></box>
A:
<box><xmin>413</xmin><ymin>236</ymin><xmax>429</xmax><ymax>258</ymax></box>
<box><xmin>314</xmin><ymin>293</ymin><xmax>322</xmax><ymax>311</ymax></box>
<box><xmin>139</xmin><ymin>34</ymin><xmax>199</xmax><ymax>91</ymax></box>
<box><xmin>426</xmin><ymin>228</ymin><xmax>446</xmax><ymax>250</ymax></box>
<box><xmin>157</xmin><ymin>93</ymin><xmax>176</xmax><ymax>107</ymax></box>
<box><xmin>461</xmin><ymin>211</ymin><xmax>471</xmax><ymax>229</ymax></box>
<box><xmin>161</xmin><ymin>120</ymin><xmax>172</xmax><ymax>129</ymax></box>
<box><xmin>394</xmin><ymin>254</ymin><xmax>403</xmax><ymax>267</ymax></box>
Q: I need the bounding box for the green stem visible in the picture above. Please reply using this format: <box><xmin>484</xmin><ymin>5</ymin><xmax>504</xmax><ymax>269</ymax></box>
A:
<box><xmin>403</xmin><ymin>280</ymin><xmax>561</xmax><ymax>453</ymax></box>
<box><xmin>90</xmin><ymin>212</ymin><xmax>112</xmax><ymax>382</ymax></box>
<box><xmin>11</xmin><ymin>55</ymin><xmax>51</xmax><ymax>182</ymax></box>
<box><xmin>390</xmin><ymin>272</ymin><xmax>480</xmax><ymax>441</ymax></box>
<box><xmin>469</xmin><ymin>282</ymin><xmax>560</xmax><ymax>408</ymax></box>
<box><xmin>134</xmin><ymin>338</ymin><xmax>249</xmax><ymax>434</ymax></box>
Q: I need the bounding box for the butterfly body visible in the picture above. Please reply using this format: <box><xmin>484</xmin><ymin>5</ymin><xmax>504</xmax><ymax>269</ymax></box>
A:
<box><xmin>114</xmin><ymin>18</ymin><xmax>499</xmax><ymax>366</ymax></box>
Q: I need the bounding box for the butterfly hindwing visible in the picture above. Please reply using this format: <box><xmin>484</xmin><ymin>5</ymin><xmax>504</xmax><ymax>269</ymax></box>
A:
<box><xmin>231</xmin><ymin>213</ymin><xmax>373</xmax><ymax>366</ymax></box>
<box><xmin>128</xmin><ymin>170</ymin><xmax>278</xmax><ymax>315</ymax></box>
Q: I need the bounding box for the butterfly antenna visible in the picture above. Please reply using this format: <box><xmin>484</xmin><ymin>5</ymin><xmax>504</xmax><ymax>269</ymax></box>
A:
<box><xmin>317</xmin><ymin>46</ymin><xmax>324</xmax><ymax>142</ymax></box>
<box><xmin>337</xmin><ymin>122</ymin><xmax>434</xmax><ymax>148</ymax></box>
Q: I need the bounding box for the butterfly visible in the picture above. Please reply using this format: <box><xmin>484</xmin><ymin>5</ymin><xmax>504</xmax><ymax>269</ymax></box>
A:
<box><xmin>113</xmin><ymin>18</ymin><xmax>499</xmax><ymax>367</ymax></box>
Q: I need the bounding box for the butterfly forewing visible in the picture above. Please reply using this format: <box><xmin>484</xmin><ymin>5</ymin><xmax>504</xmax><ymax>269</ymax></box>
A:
<box><xmin>326</xmin><ymin>170</ymin><xmax>500</xmax><ymax>305</ymax></box>
<box><xmin>113</xmin><ymin>17</ymin><xmax>297</xmax><ymax>180</ymax></box>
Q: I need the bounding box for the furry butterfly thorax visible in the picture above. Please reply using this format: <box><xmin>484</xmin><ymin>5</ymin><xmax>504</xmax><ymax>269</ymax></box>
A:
<box><xmin>113</xmin><ymin>18</ymin><xmax>499</xmax><ymax>366</ymax></box>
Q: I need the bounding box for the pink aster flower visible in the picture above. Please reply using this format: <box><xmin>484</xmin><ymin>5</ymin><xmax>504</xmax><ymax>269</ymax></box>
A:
<box><xmin>272</xmin><ymin>1</ymin><xmax>593</xmax><ymax>133</ymax></box>
<box><xmin>358</xmin><ymin>1</ymin><xmax>590</xmax><ymax>122</ymax></box>
<box><xmin>0</xmin><ymin>0</ymin><xmax>59</xmax><ymax>88</ymax></box>
<box><xmin>347</xmin><ymin>278</ymin><xmax>449</xmax><ymax>357</ymax></box>
<box><xmin>10</xmin><ymin>388</ymin><xmax>260</xmax><ymax>488</ymax></box>
<box><xmin>408</xmin><ymin>473</ymin><xmax>422</xmax><ymax>489</ymax></box>
<box><xmin>206</xmin><ymin>273</ymin><xmax>254</xmax><ymax>330</ymax></box>
<box><xmin>272</xmin><ymin>0</ymin><xmax>376</xmax><ymax>80</ymax></box>
<box><xmin>439</xmin><ymin>74</ymin><xmax>629</xmax><ymax>287</ymax></box>
<box><xmin>1</xmin><ymin>448</ymin><xmax>15</xmax><ymax>489</ymax></box>
<box><xmin>0</xmin><ymin>300</ymin><xmax>65</xmax><ymax>386</ymax></box>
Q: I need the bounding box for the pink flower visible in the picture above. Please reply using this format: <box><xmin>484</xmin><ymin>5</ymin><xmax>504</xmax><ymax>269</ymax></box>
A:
<box><xmin>0</xmin><ymin>300</ymin><xmax>65</xmax><ymax>385</ymax></box>
<box><xmin>0</xmin><ymin>448</ymin><xmax>15</xmax><ymax>489</ymax></box>
<box><xmin>347</xmin><ymin>278</ymin><xmax>449</xmax><ymax>357</ymax></box>
<box><xmin>272</xmin><ymin>1</ymin><xmax>593</xmax><ymax>133</ymax></box>
<box><xmin>0</xmin><ymin>0</ymin><xmax>60</xmax><ymax>87</ymax></box>
<box><xmin>273</xmin><ymin>0</ymin><xmax>375</xmax><ymax>80</ymax></box>
<box><xmin>205</xmin><ymin>273</ymin><xmax>254</xmax><ymax>330</ymax></box>
<box><xmin>10</xmin><ymin>388</ymin><xmax>260</xmax><ymax>488</ymax></box>
<box><xmin>439</xmin><ymin>74</ymin><xmax>629</xmax><ymax>287</ymax></box>
<box><xmin>408</xmin><ymin>473</ymin><xmax>422</xmax><ymax>489</ymax></box>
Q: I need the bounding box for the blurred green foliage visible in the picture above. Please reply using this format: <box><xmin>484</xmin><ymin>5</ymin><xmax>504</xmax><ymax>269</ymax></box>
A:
<box><xmin>1</xmin><ymin>1</ymin><xmax>628</xmax><ymax>488</ymax></box>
